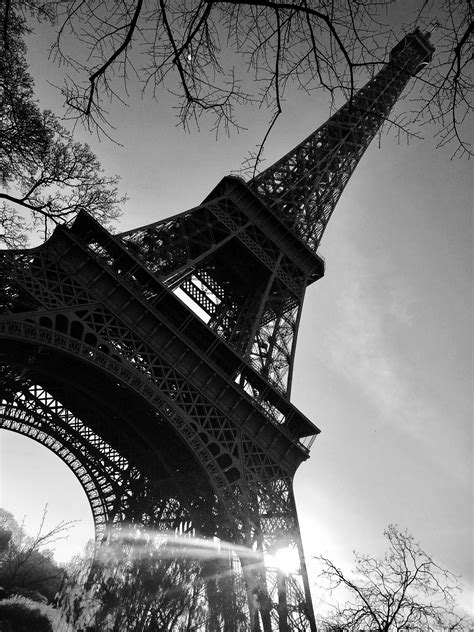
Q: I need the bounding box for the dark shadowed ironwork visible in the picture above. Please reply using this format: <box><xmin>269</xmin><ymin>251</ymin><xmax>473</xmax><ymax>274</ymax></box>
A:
<box><xmin>0</xmin><ymin>30</ymin><xmax>433</xmax><ymax>631</ymax></box>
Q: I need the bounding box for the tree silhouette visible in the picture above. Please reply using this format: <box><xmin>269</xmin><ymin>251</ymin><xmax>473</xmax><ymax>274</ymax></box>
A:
<box><xmin>315</xmin><ymin>525</ymin><xmax>471</xmax><ymax>632</ymax></box>
<box><xmin>0</xmin><ymin>3</ymin><xmax>125</xmax><ymax>247</ymax></box>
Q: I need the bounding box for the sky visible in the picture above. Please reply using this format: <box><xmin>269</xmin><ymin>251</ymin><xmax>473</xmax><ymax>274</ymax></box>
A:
<box><xmin>0</xmin><ymin>4</ymin><xmax>472</xmax><ymax>619</ymax></box>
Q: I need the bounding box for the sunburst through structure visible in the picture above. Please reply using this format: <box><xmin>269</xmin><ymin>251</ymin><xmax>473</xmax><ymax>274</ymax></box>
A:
<box><xmin>0</xmin><ymin>29</ymin><xmax>434</xmax><ymax>632</ymax></box>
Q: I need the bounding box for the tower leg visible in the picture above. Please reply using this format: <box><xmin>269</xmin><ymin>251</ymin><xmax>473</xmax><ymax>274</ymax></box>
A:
<box><xmin>277</xmin><ymin>570</ymin><xmax>289</xmax><ymax>632</ymax></box>
<box><xmin>241</xmin><ymin>558</ymin><xmax>273</xmax><ymax>632</ymax></box>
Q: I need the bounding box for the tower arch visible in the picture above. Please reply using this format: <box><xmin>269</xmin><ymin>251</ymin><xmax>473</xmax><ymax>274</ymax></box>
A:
<box><xmin>0</xmin><ymin>331</ymin><xmax>223</xmax><ymax>541</ymax></box>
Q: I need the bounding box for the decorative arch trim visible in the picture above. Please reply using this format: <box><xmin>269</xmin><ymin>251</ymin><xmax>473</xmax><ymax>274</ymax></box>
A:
<box><xmin>0</xmin><ymin>319</ymin><xmax>241</xmax><ymax>534</ymax></box>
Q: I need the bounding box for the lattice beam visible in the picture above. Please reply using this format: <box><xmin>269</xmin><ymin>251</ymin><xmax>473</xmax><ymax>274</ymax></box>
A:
<box><xmin>0</xmin><ymin>29</ymin><xmax>435</xmax><ymax>632</ymax></box>
<box><xmin>250</xmin><ymin>30</ymin><xmax>434</xmax><ymax>251</ymax></box>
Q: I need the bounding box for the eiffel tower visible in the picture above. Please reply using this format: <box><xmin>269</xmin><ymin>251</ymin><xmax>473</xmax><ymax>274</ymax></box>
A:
<box><xmin>0</xmin><ymin>29</ymin><xmax>433</xmax><ymax>631</ymax></box>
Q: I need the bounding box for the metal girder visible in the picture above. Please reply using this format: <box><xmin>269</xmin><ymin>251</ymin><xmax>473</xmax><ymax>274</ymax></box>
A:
<box><xmin>0</xmin><ymin>223</ymin><xmax>316</xmax><ymax>629</ymax></box>
<box><xmin>0</xmin><ymin>29</ymin><xmax>434</xmax><ymax>631</ymax></box>
<box><xmin>0</xmin><ymin>356</ymin><xmax>216</xmax><ymax>532</ymax></box>
<box><xmin>250</xmin><ymin>30</ymin><xmax>435</xmax><ymax>251</ymax></box>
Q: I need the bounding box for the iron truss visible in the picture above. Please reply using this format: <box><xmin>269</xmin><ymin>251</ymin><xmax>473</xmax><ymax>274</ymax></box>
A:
<box><xmin>250</xmin><ymin>29</ymin><xmax>435</xmax><ymax>250</ymax></box>
<box><xmin>0</xmin><ymin>29</ymin><xmax>434</xmax><ymax>632</ymax></box>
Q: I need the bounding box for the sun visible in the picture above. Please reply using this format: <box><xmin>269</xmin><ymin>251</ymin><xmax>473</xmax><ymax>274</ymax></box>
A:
<box><xmin>266</xmin><ymin>546</ymin><xmax>300</xmax><ymax>575</ymax></box>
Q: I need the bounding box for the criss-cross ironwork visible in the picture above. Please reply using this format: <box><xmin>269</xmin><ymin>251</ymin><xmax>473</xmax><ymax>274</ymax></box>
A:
<box><xmin>0</xmin><ymin>30</ymin><xmax>433</xmax><ymax>631</ymax></box>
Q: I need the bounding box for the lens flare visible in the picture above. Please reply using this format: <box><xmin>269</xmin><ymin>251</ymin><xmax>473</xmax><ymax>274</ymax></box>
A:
<box><xmin>265</xmin><ymin>546</ymin><xmax>300</xmax><ymax>575</ymax></box>
<box><xmin>99</xmin><ymin>526</ymin><xmax>262</xmax><ymax>564</ymax></box>
<box><xmin>97</xmin><ymin>527</ymin><xmax>301</xmax><ymax>579</ymax></box>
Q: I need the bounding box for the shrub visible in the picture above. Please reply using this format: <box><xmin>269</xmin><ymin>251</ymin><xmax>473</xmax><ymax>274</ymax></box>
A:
<box><xmin>0</xmin><ymin>595</ymin><xmax>53</xmax><ymax>632</ymax></box>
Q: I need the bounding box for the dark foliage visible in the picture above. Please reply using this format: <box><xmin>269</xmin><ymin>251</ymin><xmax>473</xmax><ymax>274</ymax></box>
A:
<box><xmin>0</xmin><ymin>2</ymin><xmax>125</xmax><ymax>247</ymax></box>
<box><xmin>0</xmin><ymin>598</ymin><xmax>53</xmax><ymax>632</ymax></box>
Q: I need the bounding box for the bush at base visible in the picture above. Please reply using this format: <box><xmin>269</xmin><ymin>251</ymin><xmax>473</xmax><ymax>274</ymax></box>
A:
<box><xmin>0</xmin><ymin>596</ymin><xmax>53</xmax><ymax>632</ymax></box>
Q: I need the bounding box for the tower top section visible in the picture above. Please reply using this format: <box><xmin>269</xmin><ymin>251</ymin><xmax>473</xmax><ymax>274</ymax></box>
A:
<box><xmin>390</xmin><ymin>28</ymin><xmax>435</xmax><ymax>74</ymax></box>
<box><xmin>249</xmin><ymin>30</ymin><xmax>435</xmax><ymax>251</ymax></box>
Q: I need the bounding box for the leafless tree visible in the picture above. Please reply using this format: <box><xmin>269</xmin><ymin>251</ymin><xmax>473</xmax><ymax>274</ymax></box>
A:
<box><xmin>39</xmin><ymin>0</ymin><xmax>473</xmax><ymax>160</ymax></box>
<box><xmin>315</xmin><ymin>524</ymin><xmax>471</xmax><ymax>632</ymax></box>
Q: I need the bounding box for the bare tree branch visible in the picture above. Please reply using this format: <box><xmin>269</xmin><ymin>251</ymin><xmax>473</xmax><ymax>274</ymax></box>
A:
<box><xmin>316</xmin><ymin>525</ymin><xmax>471</xmax><ymax>632</ymax></box>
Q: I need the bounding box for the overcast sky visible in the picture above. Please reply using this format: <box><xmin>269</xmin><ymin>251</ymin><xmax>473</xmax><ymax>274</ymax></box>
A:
<box><xmin>0</xmin><ymin>6</ymin><xmax>472</xmax><ymax>618</ymax></box>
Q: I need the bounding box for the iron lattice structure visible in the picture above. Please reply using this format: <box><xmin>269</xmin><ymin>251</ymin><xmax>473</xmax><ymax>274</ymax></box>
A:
<box><xmin>0</xmin><ymin>30</ymin><xmax>433</xmax><ymax>631</ymax></box>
